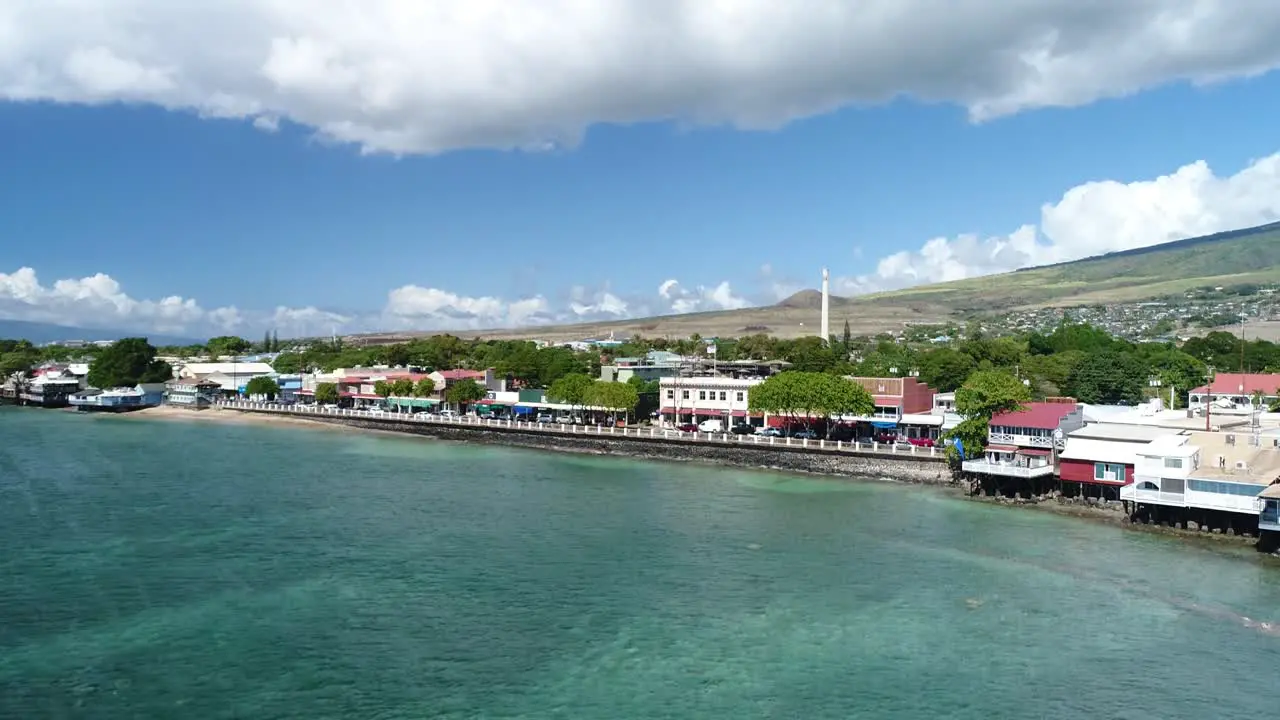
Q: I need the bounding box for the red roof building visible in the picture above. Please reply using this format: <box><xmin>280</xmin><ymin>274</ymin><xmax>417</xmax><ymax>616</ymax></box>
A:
<box><xmin>1189</xmin><ymin>373</ymin><xmax>1280</xmax><ymax>402</ymax></box>
<box><xmin>990</xmin><ymin>401</ymin><xmax>1082</xmax><ymax>430</ymax></box>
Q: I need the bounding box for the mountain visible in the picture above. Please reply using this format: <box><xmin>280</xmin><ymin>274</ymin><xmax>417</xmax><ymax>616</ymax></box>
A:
<box><xmin>437</xmin><ymin>220</ymin><xmax>1280</xmax><ymax>342</ymax></box>
<box><xmin>0</xmin><ymin>319</ymin><xmax>204</xmax><ymax>346</ymax></box>
<box><xmin>862</xmin><ymin>220</ymin><xmax>1280</xmax><ymax>312</ymax></box>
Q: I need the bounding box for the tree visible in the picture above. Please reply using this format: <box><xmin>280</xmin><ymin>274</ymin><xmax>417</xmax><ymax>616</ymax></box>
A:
<box><xmin>245</xmin><ymin>376</ymin><xmax>280</xmax><ymax>400</ymax></box>
<box><xmin>272</xmin><ymin>352</ymin><xmax>304</xmax><ymax>374</ymax></box>
<box><xmin>271</xmin><ymin>330</ymin><xmax>280</xmax><ymax>352</ymax></box>
<box><xmin>414</xmin><ymin>377</ymin><xmax>436</xmax><ymax>397</ymax></box>
<box><xmin>373</xmin><ymin>380</ymin><xmax>392</xmax><ymax>399</ymax></box>
<box><xmin>954</xmin><ymin>369</ymin><xmax>1031</xmax><ymax>420</ymax></box>
<box><xmin>1066</xmin><ymin>351</ymin><xmax>1146</xmax><ymax>405</ymax></box>
<box><xmin>314</xmin><ymin>382</ymin><xmax>339</xmax><ymax>405</ymax></box>
<box><xmin>389</xmin><ymin>378</ymin><xmax>415</xmax><ymax>397</ymax></box>
<box><xmin>748</xmin><ymin>371</ymin><xmax>873</xmax><ymax>427</ymax></box>
<box><xmin>87</xmin><ymin>338</ymin><xmax>173</xmax><ymax>388</ymax></box>
<box><xmin>918</xmin><ymin>348</ymin><xmax>977</xmax><ymax>392</ymax></box>
<box><xmin>945</xmin><ymin>370</ymin><xmax>1031</xmax><ymax>459</ymax></box>
<box><xmin>206</xmin><ymin>336</ymin><xmax>252</xmax><ymax>358</ymax></box>
<box><xmin>584</xmin><ymin>381</ymin><xmax>640</xmax><ymax>420</ymax></box>
<box><xmin>841</xmin><ymin>319</ymin><xmax>852</xmax><ymax>355</ymax></box>
<box><xmin>445</xmin><ymin>378</ymin><xmax>486</xmax><ymax>408</ymax></box>
<box><xmin>547</xmin><ymin>373</ymin><xmax>594</xmax><ymax>407</ymax></box>
<box><xmin>626</xmin><ymin>375</ymin><xmax>660</xmax><ymax>394</ymax></box>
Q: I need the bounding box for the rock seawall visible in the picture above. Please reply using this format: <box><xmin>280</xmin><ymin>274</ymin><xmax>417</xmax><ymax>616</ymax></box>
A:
<box><xmin>239</xmin><ymin>410</ymin><xmax>951</xmax><ymax>484</ymax></box>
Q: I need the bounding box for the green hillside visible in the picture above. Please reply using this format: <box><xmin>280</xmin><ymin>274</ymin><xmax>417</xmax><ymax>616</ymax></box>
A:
<box><xmin>860</xmin><ymin>221</ymin><xmax>1280</xmax><ymax>311</ymax></box>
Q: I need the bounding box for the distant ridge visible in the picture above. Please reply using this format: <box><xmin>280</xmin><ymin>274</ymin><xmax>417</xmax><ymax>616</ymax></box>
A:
<box><xmin>0</xmin><ymin>318</ymin><xmax>203</xmax><ymax>346</ymax></box>
<box><xmin>1016</xmin><ymin>220</ymin><xmax>1280</xmax><ymax>272</ymax></box>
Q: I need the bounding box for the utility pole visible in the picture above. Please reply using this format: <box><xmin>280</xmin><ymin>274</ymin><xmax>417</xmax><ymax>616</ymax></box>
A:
<box><xmin>1205</xmin><ymin>366</ymin><xmax>1215</xmax><ymax>432</ymax></box>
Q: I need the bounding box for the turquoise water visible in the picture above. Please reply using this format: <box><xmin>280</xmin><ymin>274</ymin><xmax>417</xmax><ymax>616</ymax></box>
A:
<box><xmin>2</xmin><ymin>408</ymin><xmax>1278</xmax><ymax>719</ymax></box>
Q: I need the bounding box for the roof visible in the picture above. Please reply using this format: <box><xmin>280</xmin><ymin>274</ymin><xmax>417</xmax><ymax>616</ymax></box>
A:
<box><xmin>986</xmin><ymin>444</ymin><xmax>1018</xmax><ymax>452</ymax></box>
<box><xmin>1261</xmin><ymin>484</ymin><xmax>1280</xmax><ymax>499</ymax></box>
<box><xmin>435</xmin><ymin>369</ymin><xmax>487</xmax><ymax>380</ymax></box>
<box><xmin>1191</xmin><ymin>372</ymin><xmax>1280</xmax><ymax>396</ymax></box>
<box><xmin>1060</xmin><ymin>438</ymin><xmax>1144</xmax><ymax>465</ymax></box>
<box><xmin>180</xmin><ymin>362</ymin><xmax>275</xmax><ymax>376</ymax></box>
<box><xmin>990</xmin><ymin>402</ymin><xmax>1078</xmax><ymax>430</ymax></box>
<box><xmin>1069</xmin><ymin>424</ymin><xmax>1174</xmax><ymax>443</ymax></box>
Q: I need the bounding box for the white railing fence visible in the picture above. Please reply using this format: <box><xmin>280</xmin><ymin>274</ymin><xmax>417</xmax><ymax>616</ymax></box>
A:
<box><xmin>211</xmin><ymin>400</ymin><xmax>943</xmax><ymax>459</ymax></box>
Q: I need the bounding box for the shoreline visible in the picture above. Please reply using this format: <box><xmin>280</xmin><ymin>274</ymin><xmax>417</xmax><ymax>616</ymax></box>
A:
<box><xmin>114</xmin><ymin>406</ymin><xmax>1280</xmax><ymax>561</ymax></box>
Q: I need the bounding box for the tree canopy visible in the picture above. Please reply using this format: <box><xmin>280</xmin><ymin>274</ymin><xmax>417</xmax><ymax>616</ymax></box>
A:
<box><xmin>389</xmin><ymin>378</ymin><xmax>415</xmax><ymax>397</ymax></box>
<box><xmin>748</xmin><ymin>372</ymin><xmax>875</xmax><ymax>421</ymax></box>
<box><xmin>1066</xmin><ymin>351</ymin><xmax>1147</xmax><ymax>405</ymax></box>
<box><xmin>444</xmin><ymin>378</ymin><xmax>486</xmax><ymax>406</ymax></box>
<box><xmin>584</xmin><ymin>380</ymin><xmax>639</xmax><ymax>413</ymax></box>
<box><xmin>86</xmin><ymin>338</ymin><xmax>172</xmax><ymax>389</ymax></box>
<box><xmin>314</xmin><ymin>382</ymin><xmax>339</xmax><ymax>405</ymax></box>
<box><xmin>547</xmin><ymin>373</ymin><xmax>595</xmax><ymax>406</ymax></box>
<box><xmin>245</xmin><ymin>376</ymin><xmax>280</xmax><ymax>399</ymax></box>
<box><xmin>414</xmin><ymin>377</ymin><xmax>436</xmax><ymax>397</ymax></box>
<box><xmin>954</xmin><ymin>369</ymin><xmax>1031</xmax><ymax>420</ymax></box>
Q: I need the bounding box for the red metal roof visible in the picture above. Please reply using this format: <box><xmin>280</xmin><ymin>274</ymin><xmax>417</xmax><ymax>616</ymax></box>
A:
<box><xmin>1190</xmin><ymin>372</ymin><xmax>1280</xmax><ymax>396</ymax></box>
<box><xmin>990</xmin><ymin>402</ymin><xmax>1077</xmax><ymax>430</ymax></box>
<box><xmin>437</xmin><ymin>369</ymin><xmax>486</xmax><ymax>380</ymax></box>
<box><xmin>986</xmin><ymin>444</ymin><xmax>1018</xmax><ymax>452</ymax></box>
<box><xmin>1018</xmin><ymin>448</ymin><xmax>1052</xmax><ymax>457</ymax></box>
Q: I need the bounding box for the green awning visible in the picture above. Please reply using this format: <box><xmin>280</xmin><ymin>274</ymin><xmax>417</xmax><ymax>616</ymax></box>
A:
<box><xmin>389</xmin><ymin>397</ymin><xmax>439</xmax><ymax>408</ymax></box>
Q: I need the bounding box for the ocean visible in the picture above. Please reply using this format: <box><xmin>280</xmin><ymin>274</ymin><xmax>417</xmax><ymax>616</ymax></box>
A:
<box><xmin>2</xmin><ymin>407</ymin><xmax>1278</xmax><ymax>719</ymax></box>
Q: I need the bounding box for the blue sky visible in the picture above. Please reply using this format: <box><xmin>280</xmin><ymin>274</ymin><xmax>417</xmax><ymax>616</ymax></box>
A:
<box><xmin>3</xmin><ymin>1</ymin><xmax>1280</xmax><ymax>338</ymax></box>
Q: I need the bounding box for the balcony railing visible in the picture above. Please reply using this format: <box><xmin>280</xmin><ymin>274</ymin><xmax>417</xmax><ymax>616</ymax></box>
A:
<box><xmin>961</xmin><ymin>460</ymin><xmax>1053</xmax><ymax>478</ymax></box>
<box><xmin>989</xmin><ymin>432</ymin><xmax>1052</xmax><ymax>447</ymax></box>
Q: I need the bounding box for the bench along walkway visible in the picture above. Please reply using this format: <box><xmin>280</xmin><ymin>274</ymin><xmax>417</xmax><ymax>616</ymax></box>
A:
<box><xmin>216</xmin><ymin>401</ymin><xmax>949</xmax><ymax>462</ymax></box>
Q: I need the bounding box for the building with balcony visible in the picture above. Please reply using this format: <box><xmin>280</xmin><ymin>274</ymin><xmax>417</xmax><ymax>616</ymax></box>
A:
<box><xmin>1058</xmin><ymin>424</ymin><xmax>1173</xmax><ymax>500</ymax></box>
<box><xmin>659</xmin><ymin>376</ymin><xmax>761</xmax><ymax>426</ymax></box>
<box><xmin>1120</xmin><ymin>431</ymin><xmax>1280</xmax><ymax>533</ymax></box>
<box><xmin>18</xmin><ymin>375</ymin><xmax>82</xmax><ymax>408</ymax></box>
<box><xmin>166</xmin><ymin>378</ymin><xmax>221</xmax><ymax>409</ymax></box>
<box><xmin>961</xmin><ymin>399</ymin><xmax>1083</xmax><ymax>495</ymax></box>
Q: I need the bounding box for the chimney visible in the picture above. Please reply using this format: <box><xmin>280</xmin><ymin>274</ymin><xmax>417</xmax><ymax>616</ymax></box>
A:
<box><xmin>820</xmin><ymin>267</ymin><xmax>830</xmax><ymax>344</ymax></box>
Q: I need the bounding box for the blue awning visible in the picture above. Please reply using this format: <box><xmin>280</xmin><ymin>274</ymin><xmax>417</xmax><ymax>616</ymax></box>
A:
<box><xmin>513</xmin><ymin>406</ymin><xmax>535</xmax><ymax>414</ymax></box>
<box><xmin>871</xmin><ymin>421</ymin><xmax>898</xmax><ymax>429</ymax></box>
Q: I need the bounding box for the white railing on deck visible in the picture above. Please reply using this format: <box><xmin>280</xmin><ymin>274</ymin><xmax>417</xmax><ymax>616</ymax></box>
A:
<box><xmin>211</xmin><ymin>400</ymin><xmax>942</xmax><ymax>459</ymax></box>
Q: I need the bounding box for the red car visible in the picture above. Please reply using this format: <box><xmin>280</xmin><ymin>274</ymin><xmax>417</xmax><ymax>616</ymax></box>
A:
<box><xmin>677</xmin><ymin>423</ymin><xmax>699</xmax><ymax>433</ymax></box>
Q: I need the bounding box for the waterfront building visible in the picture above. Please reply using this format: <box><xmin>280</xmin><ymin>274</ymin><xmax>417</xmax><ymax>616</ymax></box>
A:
<box><xmin>69</xmin><ymin>384</ymin><xmax>165</xmax><ymax>412</ymax></box>
<box><xmin>659</xmin><ymin>376</ymin><xmax>762</xmax><ymax>427</ymax></box>
<box><xmin>179</xmin><ymin>362</ymin><xmax>276</xmax><ymax>396</ymax></box>
<box><xmin>18</xmin><ymin>375</ymin><xmax>82</xmax><ymax>408</ymax></box>
<box><xmin>428</xmin><ymin>368</ymin><xmax>504</xmax><ymax>394</ymax></box>
<box><xmin>1058</xmin><ymin>424</ymin><xmax>1173</xmax><ymax>500</ymax></box>
<box><xmin>839</xmin><ymin>376</ymin><xmax>940</xmax><ymax>441</ymax></box>
<box><xmin>1120</xmin><ymin>431</ymin><xmax>1280</xmax><ymax>534</ymax></box>
<box><xmin>961</xmin><ymin>400</ymin><xmax>1083</xmax><ymax>492</ymax></box>
<box><xmin>600</xmin><ymin>358</ymin><xmax>680</xmax><ymax>383</ymax></box>
<box><xmin>930</xmin><ymin>392</ymin><xmax>963</xmax><ymax>433</ymax></box>
<box><xmin>166</xmin><ymin>378</ymin><xmax>222</xmax><ymax>409</ymax></box>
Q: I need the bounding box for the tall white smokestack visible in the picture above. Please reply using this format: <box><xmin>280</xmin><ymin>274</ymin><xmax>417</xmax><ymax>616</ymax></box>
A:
<box><xmin>820</xmin><ymin>268</ymin><xmax>830</xmax><ymax>344</ymax></box>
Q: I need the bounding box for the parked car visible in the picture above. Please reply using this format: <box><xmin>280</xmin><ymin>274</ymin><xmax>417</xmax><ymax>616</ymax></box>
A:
<box><xmin>439</xmin><ymin>409</ymin><xmax>457</xmax><ymax>419</ymax></box>
<box><xmin>536</xmin><ymin>413</ymin><xmax>554</xmax><ymax>423</ymax></box>
<box><xmin>677</xmin><ymin>423</ymin><xmax>699</xmax><ymax>433</ymax></box>
<box><xmin>906</xmin><ymin>437</ymin><xmax>935</xmax><ymax>447</ymax></box>
<box><xmin>555</xmin><ymin>414</ymin><xmax>573</xmax><ymax>424</ymax></box>
<box><xmin>791</xmin><ymin>428</ymin><xmax>819</xmax><ymax>440</ymax></box>
<box><xmin>757</xmin><ymin>427</ymin><xmax>784</xmax><ymax>437</ymax></box>
<box><xmin>697</xmin><ymin>418</ymin><xmax>725</xmax><ymax>433</ymax></box>
<box><xmin>730</xmin><ymin>423</ymin><xmax>756</xmax><ymax>435</ymax></box>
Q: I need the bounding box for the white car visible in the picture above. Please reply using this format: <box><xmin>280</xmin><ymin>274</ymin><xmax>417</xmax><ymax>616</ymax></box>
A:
<box><xmin>439</xmin><ymin>409</ymin><xmax>458</xmax><ymax>418</ymax></box>
<box><xmin>555</xmin><ymin>414</ymin><xmax>573</xmax><ymax>424</ymax></box>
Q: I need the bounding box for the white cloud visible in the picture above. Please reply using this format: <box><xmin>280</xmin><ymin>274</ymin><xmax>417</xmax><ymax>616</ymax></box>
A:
<box><xmin>4</xmin><ymin>1</ymin><xmax>1280</xmax><ymax>154</ymax></box>
<box><xmin>658</xmin><ymin>279</ymin><xmax>749</xmax><ymax>314</ymax></box>
<box><xmin>836</xmin><ymin>152</ymin><xmax>1280</xmax><ymax>294</ymax></box>
<box><xmin>568</xmin><ymin>286</ymin><xmax>629</xmax><ymax>320</ymax></box>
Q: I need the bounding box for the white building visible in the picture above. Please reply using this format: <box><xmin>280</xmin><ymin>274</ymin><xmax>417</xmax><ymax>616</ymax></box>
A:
<box><xmin>1121</xmin><ymin>432</ymin><xmax>1280</xmax><ymax>518</ymax></box>
<box><xmin>177</xmin><ymin>362</ymin><xmax>275</xmax><ymax>380</ymax></box>
<box><xmin>659</xmin><ymin>376</ymin><xmax>761</xmax><ymax>426</ymax></box>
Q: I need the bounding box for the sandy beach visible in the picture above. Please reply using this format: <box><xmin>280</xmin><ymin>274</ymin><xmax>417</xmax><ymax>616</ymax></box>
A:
<box><xmin>125</xmin><ymin>404</ymin><xmax>341</xmax><ymax>430</ymax></box>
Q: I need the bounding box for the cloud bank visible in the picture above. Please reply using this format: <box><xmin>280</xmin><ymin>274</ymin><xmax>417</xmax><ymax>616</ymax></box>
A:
<box><xmin>0</xmin><ymin>267</ymin><xmax>753</xmax><ymax>340</ymax></box>
<box><xmin>835</xmin><ymin>152</ymin><xmax>1280</xmax><ymax>294</ymax></box>
<box><xmin>5</xmin><ymin>1</ymin><xmax>1280</xmax><ymax>154</ymax></box>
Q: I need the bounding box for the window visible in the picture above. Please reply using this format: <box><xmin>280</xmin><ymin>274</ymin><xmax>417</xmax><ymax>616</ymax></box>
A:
<box><xmin>1093</xmin><ymin>462</ymin><xmax>1125</xmax><ymax>480</ymax></box>
<box><xmin>1187</xmin><ymin>480</ymin><xmax>1268</xmax><ymax>496</ymax></box>
<box><xmin>666</xmin><ymin>389</ymin><xmax>674</xmax><ymax>399</ymax></box>
<box><xmin>681</xmin><ymin>390</ymin><xmax>690</xmax><ymax>400</ymax></box>
<box><xmin>719</xmin><ymin>391</ymin><xmax>727</xmax><ymax>401</ymax></box>
<box><xmin>1163</xmin><ymin>457</ymin><xmax>1183</xmax><ymax>469</ymax></box>
<box><xmin>699</xmin><ymin>391</ymin><xmax>706</xmax><ymax>400</ymax></box>
<box><xmin>736</xmin><ymin>392</ymin><xmax>744</xmax><ymax>402</ymax></box>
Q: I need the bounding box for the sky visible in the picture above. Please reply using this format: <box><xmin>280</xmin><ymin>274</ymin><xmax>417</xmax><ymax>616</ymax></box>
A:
<box><xmin>4</xmin><ymin>1</ymin><xmax>1280</xmax><ymax>340</ymax></box>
